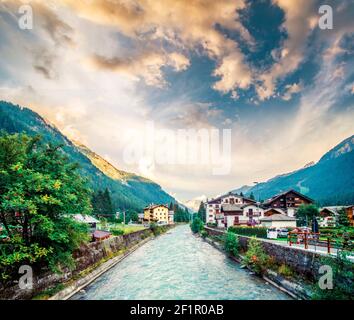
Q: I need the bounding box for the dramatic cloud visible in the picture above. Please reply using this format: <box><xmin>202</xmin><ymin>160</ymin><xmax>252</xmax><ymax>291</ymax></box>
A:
<box><xmin>60</xmin><ymin>0</ymin><xmax>251</xmax><ymax>91</ymax></box>
<box><xmin>255</xmin><ymin>0</ymin><xmax>317</xmax><ymax>101</ymax></box>
<box><xmin>0</xmin><ymin>0</ymin><xmax>353</xmax><ymax>200</ymax></box>
<box><xmin>89</xmin><ymin>51</ymin><xmax>190</xmax><ymax>87</ymax></box>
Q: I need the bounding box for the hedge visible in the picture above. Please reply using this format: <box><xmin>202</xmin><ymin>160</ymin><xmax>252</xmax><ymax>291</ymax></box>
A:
<box><xmin>228</xmin><ymin>226</ymin><xmax>268</xmax><ymax>238</ymax></box>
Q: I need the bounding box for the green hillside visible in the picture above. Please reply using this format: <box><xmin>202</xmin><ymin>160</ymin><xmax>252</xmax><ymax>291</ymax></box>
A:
<box><xmin>0</xmin><ymin>101</ymin><xmax>175</xmax><ymax>211</ymax></box>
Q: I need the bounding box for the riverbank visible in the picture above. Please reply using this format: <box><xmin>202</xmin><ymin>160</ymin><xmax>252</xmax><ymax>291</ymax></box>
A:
<box><xmin>201</xmin><ymin>235</ymin><xmax>308</xmax><ymax>300</ymax></box>
<box><xmin>202</xmin><ymin>226</ymin><xmax>354</xmax><ymax>300</ymax></box>
<box><xmin>0</xmin><ymin>224</ymin><xmax>174</xmax><ymax>300</ymax></box>
<box><xmin>202</xmin><ymin>227</ymin><xmax>319</xmax><ymax>299</ymax></box>
<box><xmin>71</xmin><ymin>224</ymin><xmax>290</xmax><ymax>300</ymax></box>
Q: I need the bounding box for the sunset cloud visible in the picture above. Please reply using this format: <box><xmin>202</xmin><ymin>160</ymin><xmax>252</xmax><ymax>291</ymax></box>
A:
<box><xmin>0</xmin><ymin>0</ymin><xmax>353</xmax><ymax>200</ymax></box>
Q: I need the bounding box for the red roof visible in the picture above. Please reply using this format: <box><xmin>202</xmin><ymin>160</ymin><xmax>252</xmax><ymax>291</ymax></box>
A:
<box><xmin>93</xmin><ymin>230</ymin><xmax>111</xmax><ymax>240</ymax></box>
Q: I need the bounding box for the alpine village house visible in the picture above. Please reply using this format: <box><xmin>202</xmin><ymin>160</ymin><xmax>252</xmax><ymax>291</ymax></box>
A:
<box><xmin>143</xmin><ymin>204</ymin><xmax>174</xmax><ymax>225</ymax></box>
<box><xmin>206</xmin><ymin>190</ymin><xmax>314</xmax><ymax>229</ymax></box>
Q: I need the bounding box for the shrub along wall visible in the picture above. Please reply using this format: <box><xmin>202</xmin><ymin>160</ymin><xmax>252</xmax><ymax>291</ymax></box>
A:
<box><xmin>0</xmin><ymin>225</ymin><xmax>172</xmax><ymax>300</ymax></box>
<box><xmin>228</xmin><ymin>226</ymin><xmax>268</xmax><ymax>238</ymax></box>
<box><xmin>204</xmin><ymin>227</ymin><xmax>324</xmax><ymax>280</ymax></box>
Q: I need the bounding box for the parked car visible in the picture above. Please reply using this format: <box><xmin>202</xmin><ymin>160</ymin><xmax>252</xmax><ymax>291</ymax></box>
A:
<box><xmin>277</xmin><ymin>228</ymin><xmax>289</xmax><ymax>238</ymax></box>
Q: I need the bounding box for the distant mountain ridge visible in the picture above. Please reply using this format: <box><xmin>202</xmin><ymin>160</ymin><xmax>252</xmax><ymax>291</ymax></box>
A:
<box><xmin>0</xmin><ymin>101</ymin><xmax>176</xmax><ymax>211</ymax></box>
<box><xmin>233</xmin><ymin>135</ymin><xmax>354</xmax><ymax>205</ymax></box>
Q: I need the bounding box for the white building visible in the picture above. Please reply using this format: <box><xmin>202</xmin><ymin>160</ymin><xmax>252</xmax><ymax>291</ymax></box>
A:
<box><xmin>206</xmin><ymin>192</ymin><xmax>261</xmax><ymax>228</ymax></box>
<box><xmin>168</xmin><ymin>210</ymin><xmax>174</xmax><ymax>224</ymax></box>
<box><xmin>260</xmin><ymin>214</ymin><xmax>297</xmax><ymax>228</ymax></box>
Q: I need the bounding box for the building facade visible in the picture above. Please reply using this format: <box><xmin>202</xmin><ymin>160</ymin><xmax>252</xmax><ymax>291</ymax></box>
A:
<box><xmin>263</xmin><ymin>190</ymin><xmax>313</xmax><ymax>217</ymax></box>
<box><xmin>143</xmin><ymin>204</ymin><xmax>169</xmax><ymax>224</ymax></box>
<box><xmin>206</xmin><ymin>192</ymin><xmax>260</xmax><ymax>228</ymax></box>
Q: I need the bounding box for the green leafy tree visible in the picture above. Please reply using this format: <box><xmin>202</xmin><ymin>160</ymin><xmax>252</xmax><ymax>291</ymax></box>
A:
<box><xmin>92</xmin><ymin>188</ymin><xmax>115</xmax><ymax>220</ymax></box>
<box><xmin>243</xmin><ymin>238</ymin><xmax>269</xmax><ymax>275</ymax></box>
<box><xmin>224</xmin><ymin>232</ymin><xmax>239</xmax><ymax>256</ymax></box>
<box><xmin>337</xmin><ymin>208</ymin><xmax>350</xmax><ymax>227</ymax></box>
<box><xmin>197</xmin><ymin>201</ymin><xmax>206</xmax><ymax>222</ymax></box>
<box><xmin>173</xmin><ymin>204</ymin><xmax>190</xmax><ymax>222</ymax></box>
<box><xmin>0</xmin><ymin>133</ymin><xmax>92</xmax><ymax>282</ymax></box>
<box><xmin>249</xmin><ymin>192</ymin><xmax>255</xmax><ymax>200</ymax></box>
<box><xmin>190</xmin><ymin>217</ymin><xmax>204</xmax><ymax>234</ymax></box>
<box><xmin>296</xmin><ymin>204</ymin><xmax>319</xmax><ymax>227</ymax></box>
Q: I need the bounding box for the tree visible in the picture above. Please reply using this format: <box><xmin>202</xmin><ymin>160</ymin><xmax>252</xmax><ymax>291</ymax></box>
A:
<box><xmin>224</xmin><ymin>232</ymin><xmax>239</xmax><ymax>257</ymax></box>
<box><xmin>190</xmin><ymin>217</ymin><xmax>204</xmax><ymax>233</ymax></box>
<box><xmin>249</xmin><ymin>192</ymin><xmax>255</xmax><ymax>200</ymax></box>
<box><xmin>197</xmin><ymin>201</ymin><xmax>206</xmax><ymax>222</ymax></box>
<box><xmin>296</xmin><ymin>204</ymin><xmax>319</xmax><ymax>227</ymax></box>
<box><xmin>92</xmin><ymin>188</ymin><xmax>115</xmax><ymax>220</ymax></box>
<box><xmin>0</xmin><ymin>133</ymin><xmax>92</xmax><ymax>281</ymax></box>
<box><xmin>337</xmin><ymin>208</ymin><xmax>350</xmax><ymax>227</ymax></box>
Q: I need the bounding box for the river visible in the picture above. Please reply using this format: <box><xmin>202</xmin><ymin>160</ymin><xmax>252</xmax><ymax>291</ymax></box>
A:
<box><xmin>71</xmin><ymin>224</ymin><xmax>290</xmax><ymax>300</ymax></box>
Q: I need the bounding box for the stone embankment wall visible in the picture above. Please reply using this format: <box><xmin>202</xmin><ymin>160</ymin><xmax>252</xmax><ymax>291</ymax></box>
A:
<box><xmin>1</xmin><ymin>226</ymin><xmax>172</xmax><ymax>300</ymax></box>
<box><xmin>204</xmin><ymin>227</ymin><xmax>323</xmax><ymax>279</ymax></box>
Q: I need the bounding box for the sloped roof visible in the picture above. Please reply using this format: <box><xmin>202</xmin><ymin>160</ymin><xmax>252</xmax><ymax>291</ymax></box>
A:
<box><xmin>72</xmin><ymin>214</ymin><xmax>99</xmax><ymax>224</ymax></box>
<box><xmin>264</xmin><ymin>208</ymin><xmax>286</xmax><ymax>215</ymax></box>
<box><xmin>319</xmin><ymin>206</ymin><xmax>347</xmax><ymax>215</ymax></box>
<box><xmin>93</xmin><ymin>230</ymin><xmax>111</xmax><ymax>239</ymax></box>
<box><xmin>264</xmin><ymin>189</ymin><xmax>314</xmax><ymax>205</ymax></box>
<box><xmin>207</xmin><ymin>192</ymin><xmax>256</xmax><ymax>204</ymax></box>
<box><xmin>260</xmin><ymin>214</ymin><xmax>296</xmax><ymax>222</ymax></box>
<box><xmin>144</xmin><ymin>204</ymin><xmax>169</xmax><ymax>210</ymax></box>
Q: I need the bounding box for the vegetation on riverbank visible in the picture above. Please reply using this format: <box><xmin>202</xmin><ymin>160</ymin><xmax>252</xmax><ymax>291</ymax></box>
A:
<box><xmin>229</xmin><ymin>226</ymin><xmax>268</xmax><ymax>239</ymax></box>
<box><xmin>0</xmin><ymin>133</ymin><xmax>92</xmax><ymax>285</ymax></box>
<box><xmin>202</xmin><ymin>227</ymin><xmax>354</xmax><ymax>300</ymax></box>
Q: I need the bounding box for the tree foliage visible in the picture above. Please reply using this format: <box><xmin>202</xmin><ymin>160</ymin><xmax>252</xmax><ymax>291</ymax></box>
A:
<box><xmin>242</xmin><ymin>238</ymin><xmax>269</xmax><ymax>275</ymax></box>
<box><xmin>92</xmin><ymin>188</ymin><xmax>115</xmax><ymax>220</ymax></box>
<box><xmin>0</xmin><ymin>133</ymin><xmax>92</xmax><ymax>282</ymax></box>
<box><xmin>197</xmin><ymin>201</ymin><xmax>206</xmax><ymax>222</ymax></box>
<box><xmin>224</xmin><ymin>232</ymin><xmax>239</xmax><ymax>256</ymax></box>
<box><xmin>170</xmin><ymin>202</ymin><xmax>190</xmax><ymax>222</ymax></box>
<box><xmin>190</xmin><ymin>217</ymin><xmax>204</xmax><ymax>234</ymax></box>
<box><xmin>337</xmin><ymin>208</ymin><xmax>350</xmax><ymax>227</ymax></box>
<box><xmin>296</xmin><ymin>204</ymin><xmax>319</xmax><ymax>227</ymax></box>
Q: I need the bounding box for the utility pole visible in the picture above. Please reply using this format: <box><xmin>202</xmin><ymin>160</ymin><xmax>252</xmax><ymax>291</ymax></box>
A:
<box><xmin>253</xmin><ymin>182</ymin><xmax>260</xmax><ymax>217</ymax></box>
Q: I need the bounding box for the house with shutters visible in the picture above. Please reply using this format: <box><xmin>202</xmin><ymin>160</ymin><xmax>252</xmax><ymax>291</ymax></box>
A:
<box><xmin>262</xmin><ymin>189</ymin><xmax>314</xmax><ymax>217</ymax></box>
<box><xmin>206</xmin><ymin>192</ymin><xmax>263</xmax><ymax>228</ymax></box>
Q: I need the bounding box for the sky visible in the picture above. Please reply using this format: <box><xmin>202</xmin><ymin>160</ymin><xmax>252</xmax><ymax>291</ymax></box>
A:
<box><xmin>0</xmin><ymin>0</ymin><xmax>354</xmax><ymax>202</ymax></box>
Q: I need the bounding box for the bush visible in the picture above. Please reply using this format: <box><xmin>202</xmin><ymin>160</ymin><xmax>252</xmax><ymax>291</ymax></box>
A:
<box><xmin>312</xmin><ymin>250</ymin><xmax>354</xmax><ymax>300</ymax></box>
<box><xmin>190</xmin><ymin>217</ymin><xmax>204</xmax><ymax>234</ymax></box>
<box><xmin>278</xmin><ymin>264</ymin><xmax>294</xmax><ymax>278</ymax></box>
<box><xmin>224</xmin><ymin>232</ymin><xmax>239</xmax><ymax>257</ymax></box>
<box><xmin>228</xmin><ymin>226</ymin><xmax>267</xmax><ymax>238</ymax></box>
<box><xmin>149</xmin><ymin>223</ymin><xmax>164</xmax><ymax>236</ymax></box>
<box><xmin>242</xmin><ymin>238</ymin><xmax>269</xmax><ymax>275</ymax></box>
<box><xmin>206</xmin><ymin>222</ymin><xmax>217</xmax><ymax>228</ymax></box>
<box><xmin>200</xmin><ymin>230</ymin><xmax>208</xmax><ymax>238</ymax></box>
<box><xmin>110</xmin><ymin>228</ymin><xmax>124</xmax><ymax>236</ymax></box>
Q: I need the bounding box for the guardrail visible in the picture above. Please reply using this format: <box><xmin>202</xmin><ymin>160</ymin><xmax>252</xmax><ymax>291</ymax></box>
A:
<box><xmin>288</xmin><ymin>231</ymin><xmax>354</xmax><ymax>253</ymax></box>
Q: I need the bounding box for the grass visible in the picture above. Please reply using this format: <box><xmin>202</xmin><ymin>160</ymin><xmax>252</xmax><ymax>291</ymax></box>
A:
<box><xmin>97</xmin><ymin>223</ymin><xmax>146</xmax><ymax>235</ymax></box>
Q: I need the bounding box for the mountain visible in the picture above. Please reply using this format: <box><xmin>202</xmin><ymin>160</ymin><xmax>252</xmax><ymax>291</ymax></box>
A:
<box><xmin>232</xmin><ymin>185</ymin><xmax>253</xmax><ymax>195</ymax></box>
<box><xmin>182</xmin><ymin>195</ymin><xmax>207</xmax><ymax>212</ymax></box>
<box><xmin>233</xmin><ymin>135</ymin><xmax>354</xmax><ymax>205</ymax></box>
<box><xmin>0</xmin><ymin>101</ymin><xmax>176</xmax><ymax>211</ymax></box>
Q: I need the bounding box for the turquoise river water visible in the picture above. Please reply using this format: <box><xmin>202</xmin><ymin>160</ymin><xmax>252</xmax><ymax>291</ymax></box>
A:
<box><xmin>71</xmin><ymin>224</ymin><xmax>290</xmax><ymax>300</ymax></box>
